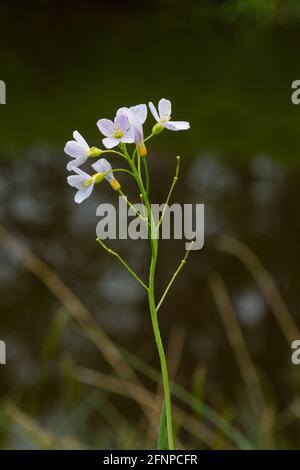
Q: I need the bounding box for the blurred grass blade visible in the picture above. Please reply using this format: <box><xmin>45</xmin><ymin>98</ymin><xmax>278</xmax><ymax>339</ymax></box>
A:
<box><xmin>121</xmin><ymin>348</ymin><xmax>253</xmax><ymax>449</ymax></box>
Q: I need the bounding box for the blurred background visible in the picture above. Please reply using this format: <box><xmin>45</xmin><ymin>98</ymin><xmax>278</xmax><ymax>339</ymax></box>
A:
<box><xmin>1</xmin><ymin>0</ymin><xmax>300</xmax><ymax>449</ymax></box>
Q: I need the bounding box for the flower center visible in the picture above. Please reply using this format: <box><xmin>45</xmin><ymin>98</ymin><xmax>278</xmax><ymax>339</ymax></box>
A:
<box><xmin>113</xmin><ymin>129</ymin><xmax>124</xmax><ymax>139</ymax></box>
<box><xmin>161</xmin><ymin>114</ymin><xmax>171</xmax><ymax>124</ymax></box>
<box><xmin>82</xmin><ymin>178</ymin><xmax>93</xmax><ymax>188</ymax></box>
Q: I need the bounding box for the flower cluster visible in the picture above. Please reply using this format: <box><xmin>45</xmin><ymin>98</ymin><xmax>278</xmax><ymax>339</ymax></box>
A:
<box><xmin>65</xmin><ymin>98</ymin><xmax>190</xmax><ymax>203</ymax></box>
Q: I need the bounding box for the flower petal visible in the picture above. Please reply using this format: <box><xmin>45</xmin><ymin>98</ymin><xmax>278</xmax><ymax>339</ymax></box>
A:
<box><xmin>102</xmin><ymin>137</ymin><xmax>119</xmax><ymax>149</ymax></box>
<box><xmin>66</xmin><ymin>155</ymin><xmax>87</xmax><ymax>171</ymax></box>
<box><xmin>67</xmin><ymin>166</ymin><xmax>91</xmax><ymax>200</ymax></box>
<box><xmin>148</xmin><ymin>101</ymin><xmax>160</xmax><ymax>122</ymax></box>
<box><xmin>92</xmin><ymin>158</ymin><xmax>115</xmax><ymax>182</ymax></box>
<box><xmin>164</xmin><ymin>120</ymin><xmax>190</xmax><ymax>131</ymax></box>
<box><xmin>74</xmin><ymin>184</ymin><xmax>94</xmax><ymax>204</ymax></box>
<box><xmin>67</xmin><ymin>174</ymin><xmax>84</xmax><ymax>189</ymax></box>
<box><xmin>116</xmin><ymin>106</ymin><xmax>129</xmax><ymax>116</ymax></box>
<box><xmin>158</xmin><ymin>98</ymin><xmax>171</xmax><ymax>119</ymax></box>
<box><xmin>97</xmin><ymin>119</ymin><xmax>114</xmax><ymax>137</ymax></box>
<box><xmin>64</xmin><ymin>141</ymin><xmax>87</xmax><ymax>159</ymax></box>
<box><xmin>129</xmin><ymin>104</ymin><xmax>147</xmax><ymax>124</ymax></box>
<box><xmin>73</xmin><ymin>131</ymin><xmax>89</xmax><ymax>149</ymax></box>
<box><xmin>134</xmin><ymin>123</ymin><xmax>144</xmax><ymax>142</ymax></box>
<box><xmin>92</xmin><ymin>158</ymin><xmax>112</xmax><ymax>174</ymax></box>
<box><xmin>121</xmin><ymin>128</ymin><xmax>135</xmax><ymax>144</ymax></box>
<box><xmin>72</xmin><ymin>167</ymin><xmax>91</xmax><ymax>178</ymax></box>
<box><xmin>114</xmin><ymin>112</ymin><xmax>129</xmax><ymax>132</ymax></box>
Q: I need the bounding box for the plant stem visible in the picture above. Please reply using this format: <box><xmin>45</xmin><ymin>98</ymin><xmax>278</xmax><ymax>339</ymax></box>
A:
<box><xmin>156</xmin><ymin>242</ymin><xmax>194</xmax><ymax>312</ymax></box>
<box><xmin>96</xmin><ymin>238</ymin><xmax>148</xmax><ymax>291</ymax></box>
<box><xmin>148</xmin><ymin>241</ymin><xmax>175</xmax><ymax>449</ymax></box>
<box><xmin>157</xmin><ymin>401</ymin><xmax>166</xmax><ymax>449</ymax></box>
<box><xmin>134</xmin><ymin>156</ymin><xmax>174</xmax><ymax>450</ymax></box>
<box><xmin>143</xmin><ymin>157</ymin><xmax>150</xmax><ymax>196</ymax></box>
<box><xmin>114</xmin><ymin>145</ymin><xmax>175</xmax><ymax>449</ymax></box>
<box><xmin>157</xmin><ymin>156</ymin><xmax>180</xmax><ymax>230</ymax></box>
<box><xmin>118</xmin><ymin>189</ymin><xmax>148</xmax><ymax>223</ymax></box>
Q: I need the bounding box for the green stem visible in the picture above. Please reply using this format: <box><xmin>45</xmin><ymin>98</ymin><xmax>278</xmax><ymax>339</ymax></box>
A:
<box><xmin>109</xmin><ymin>168</ymin><xmax>133</xmax><ymax>177</ymax></box>
<box><xmin>148</xmin><ymin>237</ymin><xmax>174</xmax><ymax>450</ymax></box>
<box><xmin>118</xmin><ymin>189</ymin><xmax>148</xmax><ymax>223</ymax></box>
<box><xmin>157</xmin><ymin>156</ymin><xmax>180</xmax><ymax>230</ymax></box>
<box><xmin>143</xmin><ymin>158</ymin><xmax>150</xmax><ymax>196</ymax></box>
<box><xmin>144</xmin><ymin>132</ymin><xmax>154</xmax><ymax>143</ymax></box>
<box><xmin>157</xmin><ymin>401</ymin><xmax>166</xmax><ymax>449</ymax></box>
<box><xmin>109</xmin><ymin>144</ymin><xmax>175</xmax><ymax>449</ymax></box>
<box><xmin>137</xmin><ymin>154</ymin><xmax>142</xmax><ymax>184</ymax></box>
<box><xmin>156</xmin><ymin>242</ymin><xmax>194</xmax><ymax>312</ymax></box>
<box><xmin>96</xmin><ymin>238</ymin><xmax>148</xmax><ymax>291</ymax></box>
<box><xmin>101</xmin><ymin>149</ymin><xmax>128</xmax><ymax>159</ymax></box>
<box><xmin>134</xmin><ymin>165</ymin><xmax>174</xmax><ymax>450</ymax></box>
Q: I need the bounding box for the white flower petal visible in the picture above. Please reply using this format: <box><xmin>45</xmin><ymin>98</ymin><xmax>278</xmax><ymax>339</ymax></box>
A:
<box><xmin>72</xmin><ymin>167</ymin><xmax>90</xmax><ymax>178</ymax></box>
<box><xmin>158</xmin><ymin>98</ymin><xmax>171</xmax><ymax>119</ymax></box>
<box><xmin>92</xmin><ymin>158</ymin><xmax>114</xmax><ymax>182</ymax></box>
<box><xmin>73</xmin><ymin>131</ymin><xmax>89</xmax><ymax>149</ymax></box>
<box><xmin>126</xmin><ymin>109</ymin><xmax>137</xmax><ymax>127</ymax></box>
<box><xmin>134</xmin><ymin>124</ymin><xmax>144</xmax><ymax>142</ymax></box>
<box><xmin>121</xmin><ymin>128</ymin><xmax>135</xmax><ymax>143</ymax></box>
<box><xmin>97</xmin><ymin>119</ymin><xmax>114</xmax><ymax>137</ymax></box>
<box><xmin>67</xmin><ymin>167</ymin><xmax>93</xmax><ymax>203</ymax></box>
<box><xmin>164</xmin><ymin>120</ymin><xmax>190</xmax><ymax>131</ymax></box>
<box><xmin>66</xmin><ymin>155</ymin><xmax>87</xmax><ymax>171</ymax></box>
<box><xmin>74</xmin><ymin>184</ymin><xmax>94</xmax><ymax>204</ymax></box>
<box><xmin>116</xmin><ymin>107</ymin><xmax>129</xmax><ymax>116</ymax></box>
<box><xmin>67</xmin><ymin>174</ymin><xmax>84</xmax><ymax>189</ymax></box>
<box><xmin>148</xmin><ymin>101</ymin><xmax>160</xmax><ymax>122</ymax></box>
<box><xmin>102</xmin><ymin>137</ymin><xmax>119</xmax><ymax>149</ymax></box>
<box><xmin>64</xmin><ymin>141</ymin><xmax>88</xmax><ymax>159</ymax></box>
<box><xmin>129</xmin><ymin>104</ymin><xmax>147</xmax><ymax>124</ymax></box>
<box><xmin>114</xmin><ymin>112</ymin><xmax>129</xmax><ymax>132</ymax></box>
<box><xmin>92</xmin><ymin>158</ymin><xmax>112</xmax><ymax>174</ymax></box>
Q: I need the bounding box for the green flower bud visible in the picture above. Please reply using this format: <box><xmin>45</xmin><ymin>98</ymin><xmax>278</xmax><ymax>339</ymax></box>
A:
<box><xmin>88</xmin><ymin>147</ymin><xmax>103</xmax><ymax>158</ymax></box>
<box><xmin>92</xmin><ymin>172</ymin><xmax>105</xmax><ymax>184</ymax></box>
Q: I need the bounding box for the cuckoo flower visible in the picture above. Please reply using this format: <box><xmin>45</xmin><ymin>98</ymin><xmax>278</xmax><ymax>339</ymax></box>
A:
<box><xmin>126</xmin><ymin>104</ymin><xmax>147</xmax><ymax>157</ymax></box>
<box><xmin>97</xmin><ymin>111</ymin><xmax>134</xmax><ymax>149</ymax></box>
<box><xmin>67</xmin><ymin>167</ymin><xmax>95</xmax><ymax>204</ymax></box>
<box><xmin>64</xmin><ymin>96</ymin><xmax>193</xmax><ymax>451</ymax></box>
<box><xmin>114</xmin><ymin>104</ymin><xmax>147</xmax><ymax>156</ymax></box>
<box><xmin>120</xmin><ymin>104</ymin><xmax>147</xmax><ymax>127</ymax></box>
<box><xmin>64</xmin><ymin>131</ymin><xmax>101</xmax><ymax>171</ymax></box>
<box><xmin>92</xmin><ymin>158</ymin><xmax>121</xmax><ymax>191</ymax></box>
<box><xmin>133</xmin><ymin>124</ymin><xmax>147</xmax><ymax>157</ymax></box>
<box><xmin>149</xmin><ymin>98</ymin><xmax>190</xmax><ymax>132</ymax></box>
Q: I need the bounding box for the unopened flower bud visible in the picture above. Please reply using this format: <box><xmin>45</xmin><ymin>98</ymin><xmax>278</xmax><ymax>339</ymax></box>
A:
<box><xmin>132</xmin><ymin>124</ymin><xmax>147</xmax><ymax>157</ymax></box>
<box><xmin>109</xmin><ymin>178</ymin><xmax>121</xmax><ymax>191</ymax></box>
<box><xmin>136</xmin><ymin>142</ymin><xmax>147</xmax><ymax>157</ymax></box>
